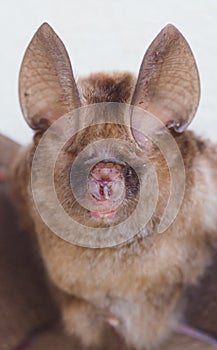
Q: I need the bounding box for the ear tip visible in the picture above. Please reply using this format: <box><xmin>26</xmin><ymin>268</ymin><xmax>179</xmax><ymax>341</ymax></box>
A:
<box><xmin>164</xmin><ymin>23</ymin><xmax>178</xmax><ymax>29</ymax></box>
<box><xmin>162</xmin><ymin>23</ymin><xmax>182</xmax><ymax>35</ymax></box>
<box><xmin>37</xmin><ymin>22</ymin><xmax>56</xmax><ymax>35</ymax></box>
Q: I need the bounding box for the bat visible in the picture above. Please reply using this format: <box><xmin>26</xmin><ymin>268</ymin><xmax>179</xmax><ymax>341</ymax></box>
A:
<box><xmin>1</xmin><ymin>23</ymin><xmax>217</xmax><ymax>349</ymax></box>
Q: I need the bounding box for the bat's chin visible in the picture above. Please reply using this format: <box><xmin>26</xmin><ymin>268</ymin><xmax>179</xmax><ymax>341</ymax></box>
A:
<box><xmin>91</xmin><ymin>208</ymin><xmax>117</xmax><ymax>220</ymax></box>
<box><xmin>89</xmin><ymin>196</ymin><xmax>121</xmax><ymax>223</ymax></box>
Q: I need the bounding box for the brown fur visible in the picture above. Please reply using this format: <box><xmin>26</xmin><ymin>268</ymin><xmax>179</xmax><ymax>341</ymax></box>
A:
<box><xmin>78</xmin><ymin>72</ymin><xmax>135</xmax><ymax>104</ymax></box>
<box><xmin>0</xmin><ymin>136</ymin><xmax>62</xmax><ymax>349</ymax></box>
<box><xmin>9</xmin><ymin>72</ymin><xmax>217</xmax><ymax>349</ymax></box>
<box><xmin>4</xmin><ymin>23</ymin><xmax>217</xmax><ymax>350</ymax></box>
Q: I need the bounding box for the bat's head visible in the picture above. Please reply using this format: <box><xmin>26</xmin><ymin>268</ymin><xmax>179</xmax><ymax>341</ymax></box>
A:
<box><xmin>19</xmin><ymin>23</ymin><xmax>200</xmax><ymax>246</ymax></box>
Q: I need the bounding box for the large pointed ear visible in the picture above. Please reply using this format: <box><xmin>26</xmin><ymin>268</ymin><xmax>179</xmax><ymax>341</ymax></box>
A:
<box><xmin>131</xmin><ymin>24</ymin><xmax>200</xmax><ymax>144</ymax></box>
<box><xmin>19</xmin><ymin>23</ymin><xmax>81</xmax><ymax>130</ymax></box>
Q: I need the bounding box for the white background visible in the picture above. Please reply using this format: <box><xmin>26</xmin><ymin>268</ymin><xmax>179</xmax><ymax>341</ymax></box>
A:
<box><xmin>1</xmin><ymin>0</ymin><xmax>217</xmax><ymax>144</ymax></box>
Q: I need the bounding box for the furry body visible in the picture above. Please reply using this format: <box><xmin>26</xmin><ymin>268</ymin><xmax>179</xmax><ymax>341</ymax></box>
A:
<box><xmin>10</xmin><ymin>71</ymin><xmax>217</xmax><ymax>349</ymax></box>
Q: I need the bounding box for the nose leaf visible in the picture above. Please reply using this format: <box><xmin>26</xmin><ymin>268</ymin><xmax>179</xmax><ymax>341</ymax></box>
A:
<box><xmin>100</xmin><ymin>183</ymin><xmax>110</xmax><ymax>199</ymax></box>
<box><xmin>89</xmin><ymin>180</ymin><xmax>114</xmax><ymax>201</ymax></box>
<box><xmin>88</xmin><ymin>162</ymin><xmax>125</xmax><ymax>203</ymax></box>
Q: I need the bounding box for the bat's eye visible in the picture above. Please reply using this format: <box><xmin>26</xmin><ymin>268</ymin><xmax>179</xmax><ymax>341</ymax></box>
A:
<box><xmin>126</xmin><ymin>168</ymin><xmax>132</xmax><ymax>177</ymax></box>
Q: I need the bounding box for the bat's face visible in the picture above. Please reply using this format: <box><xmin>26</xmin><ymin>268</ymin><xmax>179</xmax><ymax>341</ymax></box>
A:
<box><xmin>54</xmin><ymin>120</ymin><xmax>145</xmax><ymax>229</ymax></box>
<box><xmin>31</xmin><ymin>98</ymin><xmax>178</xmax><ymax>252</ymax></box>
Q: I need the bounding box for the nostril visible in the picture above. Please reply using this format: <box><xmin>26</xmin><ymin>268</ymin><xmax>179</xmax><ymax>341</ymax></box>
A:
<box><xmin>99</xmin><ymin>183</ymin><xmax>105</xmax><ymax>197</ymax></box>
<box><xmin>100</xmin><ymin>182</ymin><xmax>112</xmax><ymax>199</ymax></box>
<box><xmin>89</xmin><ymin>180</ymin><xmax>112</xmax><ymax>201</ymax></box>
<box><xmin>88</xmin><ymin>177</ymin><xmax>125</xmax><ymax>203</ymax></box>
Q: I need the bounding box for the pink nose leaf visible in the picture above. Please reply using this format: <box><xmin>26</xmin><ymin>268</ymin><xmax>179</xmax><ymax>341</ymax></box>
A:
<box><xmin>88</xmin><ymin>163</ymin><xmax>125</xmax><ymax>204</ymax></box>
<box><xmin>99</xmin><ymin>182</ymin><xmax>110</xmax><ymax>199</ymax></box>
